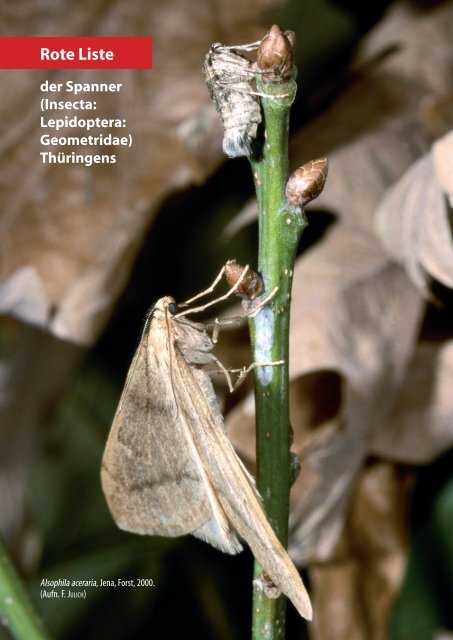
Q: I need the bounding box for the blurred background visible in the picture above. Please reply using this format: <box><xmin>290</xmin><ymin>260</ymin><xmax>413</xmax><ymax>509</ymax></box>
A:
<box><xmin>0</xmin><ymin>0</ymin><xmax>452</xmax><ymax>638</ymax></box>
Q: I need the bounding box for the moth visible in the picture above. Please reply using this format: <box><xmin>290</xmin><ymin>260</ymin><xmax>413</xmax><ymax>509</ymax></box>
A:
<box><xmin>101</xmin><ymin>268</ymin><xmax>312</xmax><ymax>620</ymax></box>
<box><xmin>203</xmin><ymin>27</ymin><xmax>295</xmax><ymax>158</ymax></box>
<box><xmin>203</xmin><ymin>42</ymin><xmax>262</xmax><ymax>158</ymax></box>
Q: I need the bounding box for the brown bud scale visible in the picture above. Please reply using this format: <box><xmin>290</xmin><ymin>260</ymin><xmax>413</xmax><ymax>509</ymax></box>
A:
<box><xmin>285</xmin><ymin>158</ymin><xmax>328</xmax><ymax>207</ymax></box>
<box><xmin>256</xmin><ymin>25</ymin><xmax>294</xmax><ymax>82</ymax></box>
<box><xmin>225</xmin><ymin>260</ymin><xmax>264</xmax><ymax>300</ymax></box>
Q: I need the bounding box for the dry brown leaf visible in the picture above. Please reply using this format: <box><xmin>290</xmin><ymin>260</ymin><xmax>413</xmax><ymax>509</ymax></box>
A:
<box><xmin>290</xmin><ymin>1</ymin><xmax>453</xmax><ymax>231</ymax></box>
<box><xmin>227</xmin><ymin>222</ymin><xmax>424</xmax><ymax>563</ymax></box>
<box><xmin>309</xmin><ymin>461</ymin><xmax>412</xmax><ymax>640</ymax></box>
<box><xmin>375</xmin><ymin>143</ymin><xmax>453</xmax><ymax>295</ymax></box>
<box><xmin>370</xmin><ymin>340</ymin><xmax>453</xmax><ymax>465</ymax></box>
<box><xmin>0</xmin><ymin>0</ymin><xmax>278</xmax><ymax>345</ymax></box>
<box><xmin>433</xmin><ymin>129</ymin><xmax>453</xmax><ymax>207</ymax></box>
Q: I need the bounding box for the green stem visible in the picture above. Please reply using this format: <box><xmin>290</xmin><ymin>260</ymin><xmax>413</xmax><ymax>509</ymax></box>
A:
<box><xmin>249</xmin><ymin>78</ymin><xmax>306</xmax><ymax>639</ymax></box>
<box><xmin>0</xmin><ymin>536</ymin><xmax>51</xmax><ymax>640</ymax></box>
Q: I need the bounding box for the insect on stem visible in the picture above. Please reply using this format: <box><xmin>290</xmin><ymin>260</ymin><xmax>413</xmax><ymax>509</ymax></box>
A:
<box><xmin>101</xmin><ymin>275</ymin><xmax>312</xmax><ymax>621</ymax></box>
<box><xmin>203</xmin><ymin>44</ymin><xmax>262</xmax><ymax>158</ymax></box>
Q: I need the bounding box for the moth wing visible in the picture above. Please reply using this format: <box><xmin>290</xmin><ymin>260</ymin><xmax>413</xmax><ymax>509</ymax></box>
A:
<box><xmin>160</xmin><ymin>342</ymin><xmax>243</xmax><ymax>555</ymax></box>
<box><xmin>101</xmin><ymin>321</ymin><xmax>213</xmax><ymax>537</ymax></box>
<box><xmin>173</xmin><ymin>353</ymin><xmax>313</xmax><ymax>620</ymax></box>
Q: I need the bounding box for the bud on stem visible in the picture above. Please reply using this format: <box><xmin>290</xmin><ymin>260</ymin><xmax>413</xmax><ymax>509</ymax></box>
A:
<box><xmin>285</xmin><ymin>158</ymin><xmax>329</xmax><ymax>208</ymax></box>
<box><xmin>225</xmin><ymin>260</ymin><xmax>264</xmax><ymax>300</ymax></box>
<box><xmin>256</xmin><ymin>25</ymin><xmax>295</xmax><ymax>82</ymax></box>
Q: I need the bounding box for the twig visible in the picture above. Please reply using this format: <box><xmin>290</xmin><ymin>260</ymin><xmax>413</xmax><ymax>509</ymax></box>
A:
<box><xmin>0</xmin><ymin>536</ymin><xmax>50</xmax><ymax>640</ymax></box>
<box><xmin>248</xmin><ymin>70</ymin><xmax>303</xmax><ymax>639</ymax></box>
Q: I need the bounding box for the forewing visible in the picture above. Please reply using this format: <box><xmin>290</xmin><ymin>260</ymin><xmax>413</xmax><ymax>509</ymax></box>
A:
<box><xmin>172</xmin><ymin>346</ymin><xmax>312</xmax><ymax>620</ymax></box>
<box><xmin>101</xmin><ymin>317</ymin><xmax>212</xmax><ymax>536</ymax></box>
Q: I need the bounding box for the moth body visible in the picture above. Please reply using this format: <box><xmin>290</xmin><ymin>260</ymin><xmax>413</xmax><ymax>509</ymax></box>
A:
<box><xmin>203</xmin><ymin>44</ymin><xmax>262</xmax><ymax>158</ymax></box>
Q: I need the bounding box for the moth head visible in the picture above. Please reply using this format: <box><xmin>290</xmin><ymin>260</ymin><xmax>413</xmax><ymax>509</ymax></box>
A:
<box><xmin>168</xmin><ymin>301</ymin><xmax>180</xmax><ymax>315</ymax></box>
<box><xmin>153</xmin><ymin>296</ymin><xmax>180</xmax><ymax>318</ymax></box>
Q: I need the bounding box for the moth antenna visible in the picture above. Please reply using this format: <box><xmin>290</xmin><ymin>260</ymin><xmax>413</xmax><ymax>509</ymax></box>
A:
<box><xmin>182</xmin><ymin>265</ymin><xmax>227</xmax><ymax>305</ymax></box>
<box><xmin>175</xmin><ymin>265</ymin><xmax>251</xmax><ymax>318</ymax></box>
<box><xmin>220</xmin><ymin>41</ymin><xmax>261</xmax><ymax>52</ymax></box>
<box><xmin>247</xmin><ymin>286</ymin><xmax>278</xmax><ymax>317</ymax></box>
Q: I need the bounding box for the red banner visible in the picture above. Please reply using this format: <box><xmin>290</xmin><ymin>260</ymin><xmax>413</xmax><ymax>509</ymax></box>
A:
<box><xmin>0</xmin><ymin>37</ymin><xmax>152</xmax><ymax>69</ymax></box>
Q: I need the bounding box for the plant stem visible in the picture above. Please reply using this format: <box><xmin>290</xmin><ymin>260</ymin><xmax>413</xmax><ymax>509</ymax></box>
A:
<box><xmin>0</xmin><ymin>536</ymin><xmax>50</xmax><ymax>640</ymax></box>
<box><xmin>248</xmin><ymin>78</ymin><xmax>306</xmax><ymax>639</ymax></box>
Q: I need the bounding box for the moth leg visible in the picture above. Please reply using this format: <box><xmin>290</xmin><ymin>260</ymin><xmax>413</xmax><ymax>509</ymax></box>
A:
<box><xmin>228</xmin><ymin>84</ymin><xmax>290</xmax><ymax>100</ymax></box>
<box><xmin>211</xmin><ymin>69</ymin><xmax>256</xmax><ymax>84</ymax></box>
<box><xmin>209</xmin><ymin>360</ymin><xmax>285</xmax><ymax>391</ymax></box>
<box><xmin>220</xmin><ymin>42</ymin><xmax>261</xmax><ymax>52</ymax></box>
<box><xmin>211</xmin><ymin>72</ymin><xmax>290</xmax><ymax>99</ymax></box>
<box><xmin>175</xmin><ymin>265</ymin><xmax>251</xmax><ymax>318</ymax></box>
<box><xmin>232</xmin><ymin>360</ymin><xmax>285</xmax><ymax>390</ymax></box>
<box><xmin>207</xmin><ymin>356</ymin><xmax>235</xmax><ymax>392</ymax></box>
<box><xmin>182</xmin><ymin>265</ymin><xmax>227</xmax><ymax>305</ymax></box>
<box><xmin>250</xmin><ymin>90</ymin><xmax>290</xmax><ymax>100</ymax></box>
<box><xmin>209</xmin><ymin>311</ymin><xmax>246</xmax><ymax>344</ymax></box>
<box><xmin>207</xmin><ymin>286</ymin><xmax>279</xmax><ymax>343</ymax></box>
